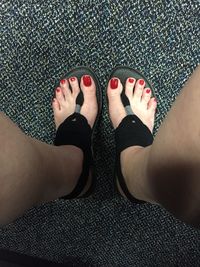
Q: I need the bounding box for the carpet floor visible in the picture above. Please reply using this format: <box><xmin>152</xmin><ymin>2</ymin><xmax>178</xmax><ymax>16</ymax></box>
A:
<box><xmin>0</xmin><ymin>0</ymin><xmax>200</xmax><ymax>266</ymax></box>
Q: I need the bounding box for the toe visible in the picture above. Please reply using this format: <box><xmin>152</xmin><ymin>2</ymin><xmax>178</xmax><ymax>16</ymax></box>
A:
<box><xmin>52</xmin><ymin>98</ymin><xmax>61</xmax><ymax>130</ymax></box>
<box><xmin>80</xmin><ymin>75</ymin><xmax>96</xmax><ymax>96</ymax></box>
<box><xmin>80</xmin><ymin>75</ymin><xmax>97</xmax><ymax>106</ymax></box>
<box><xmin>52</xmin><ymin>98</ymin><xmax>60</xmax><ymax>112</ymax></box>
<box><xmin>107</xmin><ymin>77</ymin><xmax>126</xmax><ymax>129</ymax></box>
<box><xmin>52</xmin><ymin>98</ymin><xmax>61</xmax><ymax>123</ymax></box>
<box><xmin>60</xmin><ymin>79</ymin><xmax>71</xmax><ymax>99</ymax></box>
<box><xmin>125</xmin><ymin>77</ymin><xmax>136</xmax><ymax>101</ymax></box>
<box><xmin>148</xmin><ymin>97</ymin><xmax>157</xmax><ymax>113</ymax></box>
<box><xmin>133</xmin><ymin>79</ymin><xmax>145</xmax><ymax>102</ymax></box>
<box><xmin>69</xmin><ymin>76</ymin><xmax>80</xmax><ymax>97</ymax></box>
<box><xmin>55</xmin><ymin>87</ymin><xmax>65</xmax><ymax>104</ymax></box>
<box><xmin>141</xmin><ymin>88</ymin><xmax>152</xmax><ymax>105</ymax></box>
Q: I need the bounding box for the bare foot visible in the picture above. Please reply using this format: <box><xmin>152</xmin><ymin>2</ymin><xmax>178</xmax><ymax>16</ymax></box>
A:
<box><xmin>107</xmin><ymin>77</ymin><xmax>157</xmax><ymax>201</ymax></box>
<box><xmin>107</xmin><ymin>77</ymin><xmax>156</xmax><ymax>132</ymax></box>
<box><xmin>52</xmin><ymin>75</ymin><xmax>98</xmax><ymax>130</ymax></box>
<box><xmin>52</xmin><ymin>75</ymin><xmax>98</xmax><ymax>196</ymax></box>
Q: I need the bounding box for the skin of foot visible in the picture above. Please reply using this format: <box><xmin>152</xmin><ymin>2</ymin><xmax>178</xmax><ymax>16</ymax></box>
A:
<box><xmin>107</xmin><ymin>77</ymin><xmax>157</xmax><ymax>202</ymax></box>
<box><xmin>52</xmin><ymin>75</ymin><xmax>98</xmax><ymax>196</ymax></box>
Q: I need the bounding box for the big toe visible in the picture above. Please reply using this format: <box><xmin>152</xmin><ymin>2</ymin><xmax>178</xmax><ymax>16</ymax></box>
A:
<box><xmin>107</xmin><ymin>78</ymin><xmax>126</xmax><ymax>129</ymax></box>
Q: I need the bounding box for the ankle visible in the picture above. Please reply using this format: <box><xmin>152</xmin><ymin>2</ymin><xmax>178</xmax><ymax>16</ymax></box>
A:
<box><xmin>56</xmin><ymin>145</ymin><xmax>83</xmax><ymax>186</ymax></box>
<box><xmin>120</xmin><ymin>146</ymin><xmax>158</xmax><ymax>204</ymax></box>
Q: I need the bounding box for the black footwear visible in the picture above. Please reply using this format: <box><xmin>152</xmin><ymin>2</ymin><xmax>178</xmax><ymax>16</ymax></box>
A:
<box><xmin>54</xmin><ymin>66</ymin><xmax>102</xmax><ymax>199</ymax></box>
<box><xmin>108</xmin><ymin>66</ymin><xmax>155</xmax><ymax>204</ymax></box>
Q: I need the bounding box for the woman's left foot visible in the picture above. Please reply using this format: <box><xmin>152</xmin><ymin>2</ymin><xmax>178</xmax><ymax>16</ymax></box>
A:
<box><xmin>107</xmin><ymin>77</ymin><xmax>157</xmax><ymax>132</ymax></box>
<box><xmin>107</xmin><ymin>77</ymin><xmax>157</xmax><ymax>201</ymax></box>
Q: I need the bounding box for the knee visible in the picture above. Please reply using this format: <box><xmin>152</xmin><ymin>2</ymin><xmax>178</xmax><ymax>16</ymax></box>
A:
<box><xmin>0</xmin><ymin>206</ymin><xmax>16</xmax><ymax>227</ymax></box>
<box><xmin>0</xmin><ymin>187</ymin><xmax>24</xmax><ymax>227</ymax></box>
<box><xmin>0</xmin><ymin>218</ymin><xmax>13</xmax><ymax>227</ymax></box>
<box><xmin>180</xmin><ymin>209</ymin><xmax>200</xmax><ymax>229</ymax></box>
<box><xmin>0</xmin><ymin>197</ymin><xmax>24</xmax><ymax>227</ymax></box>
<box><xmin>0</xmin><ymin>198</ymin><xmax>15</xmax><ymax>227</ymax></box>
<box><xmin>148</xmin><ymin>163</ymin><xmax>200</xmax><ymax>228</ymax></box>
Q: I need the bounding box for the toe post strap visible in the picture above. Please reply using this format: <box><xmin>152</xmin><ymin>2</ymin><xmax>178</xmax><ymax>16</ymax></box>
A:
<box><xmin>54</xmin><ymin>112</ymin><xmax>92</xmax><ymax>199</ymax></box>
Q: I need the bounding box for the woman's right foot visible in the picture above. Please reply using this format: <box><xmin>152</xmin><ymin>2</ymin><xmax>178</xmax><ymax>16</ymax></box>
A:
<box><xmin>107</xmin><ymin>77</ymin><xmax>157</xmax><ymax>201</ymax></box>
<box><xmin>52</xmin><ymin>75</ymin><xmax>98</xmax><ymax>130</ymax></box>
<box><xmin>52</xmin><ymin>75</ymin><xmax>98</xmax><ymax>197</ymax></box>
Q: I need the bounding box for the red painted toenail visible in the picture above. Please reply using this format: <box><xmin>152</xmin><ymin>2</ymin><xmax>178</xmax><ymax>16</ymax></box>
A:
<box><xmin>83</xmin><ymin>75</ymin><xmax>92</xmax><ymax>86</ymax></box>
<box><xmin>60</xmin><ymin>79</ymin><xmax>65</xmax><ymax>84</ymax></box>
<box><xmin>146</xmin><ymin>89</ymin><xmax>151</xmax><ymax>94</ymax></box>
<box><xmin>56</xmin><ymin>88</ymin><xmax>60</xmax><ymax>92</ymax></box>
<box><xmin>70</xmin><ymin>77</ymin><xmax>76</xmax><ymax>82</ymax></box>
<box><xmin>110</xmin><ymin>78</ymin><xmax>118</xmax><ymax>89</ymax></box>
<box><xmin>139</xmin><ymin>79</ymin><xmax>145</xmax><ymax>86</ymax></box>
<box><xmin>129</xmin><ymin>78</ymin><xmax>134</xmax><ymax>83</ymax></box>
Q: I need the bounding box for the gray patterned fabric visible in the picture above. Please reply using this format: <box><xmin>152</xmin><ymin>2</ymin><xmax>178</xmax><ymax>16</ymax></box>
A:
<box><xmin>1</xmin><ymin>0</ymin><xmax>200</xmax><ymax>266</ymax></box>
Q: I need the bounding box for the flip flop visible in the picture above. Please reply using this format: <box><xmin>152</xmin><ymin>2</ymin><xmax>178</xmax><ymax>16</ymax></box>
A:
<box><xmin>108</xmin><ymin>66</ymin><xmax>155</xmax><ymax>204</ymax></box>
<box><xmin>54</xmin><ymin>66</ymin><xmax>102</xmax><ymax>199</ymax></box>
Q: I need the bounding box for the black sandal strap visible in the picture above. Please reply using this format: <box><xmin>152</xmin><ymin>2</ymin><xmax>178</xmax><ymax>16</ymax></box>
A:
<box><xmin>115</xmin><ymin>115</ymin><xmax>153</xmax><ymax>204</ymax></box>
<box><xmin>54</xmin><ymin>113</ymin><xmax>92</xmax><ymax>199</ymax></box>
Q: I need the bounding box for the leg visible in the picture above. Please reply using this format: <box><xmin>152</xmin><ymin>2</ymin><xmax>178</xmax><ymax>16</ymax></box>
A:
<box><xmin>107</xmin><ymin>65</ymin><xmax>200</xmax><ymax>227</ymax></box>
<box><xmin>0</xmin><ymin>75</ymin><xmax>97</xmax><ymax>226</ymax></box>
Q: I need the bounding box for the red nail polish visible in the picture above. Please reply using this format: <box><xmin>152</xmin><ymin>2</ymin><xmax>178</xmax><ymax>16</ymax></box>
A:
<box><xmin>83</xmin><ymin>75</ymin><xmax>92</xmax><ymax>87</ymax></box>
<box><xmin>110</xmin><ymin>78</ymin><xmax>118</xmax><ymax>89</ymax></box>
<box><xmin>129</xmin><ymin>78</ymin><xmax>134</xmax><ymax>83</ymax></box>
<box><xmin>139</xmin><ymin>79</ymin><xmax>145</xmax><ymax>86</ymax></box>
<box><xmin>60</xmin><ymin>79</ymin><xmax>65</xmax><ymax>84</ymax></box>
<box><xmin>56</xmin><ymin>88</ymin><xmax>60</xmax><ymax>92</ymax></box>
<box><xmin>146</xmin><ymin>89</ymin><xmax>151</xmax><ymax>94</ymax></box>
<box><xmin>70</xmin><ymin>77</ymin><xmax>76</xmax><ymax>82</ymax></box>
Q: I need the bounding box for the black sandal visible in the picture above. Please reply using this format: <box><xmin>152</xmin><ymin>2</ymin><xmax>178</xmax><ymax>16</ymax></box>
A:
<box><xmin>54</xmin><ymin>66</ymin><xmax>102</xmax><ymax>199</ymax></box>
<box><xmin>108</xmin><ymin>66</ymin><xmax>155</xmax><ymax>204</ymax></box>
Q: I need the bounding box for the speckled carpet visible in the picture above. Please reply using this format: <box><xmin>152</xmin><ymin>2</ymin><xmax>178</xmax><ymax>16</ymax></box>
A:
<box><xmin>1</xmin><ymin>0</ymin><xmax>200</xmax><ymax>266</ymax></box>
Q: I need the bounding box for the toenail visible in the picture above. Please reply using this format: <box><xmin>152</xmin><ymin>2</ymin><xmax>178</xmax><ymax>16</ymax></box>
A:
<box><xmin>129</xmin><ymin>78</ymin><xmax>134</xmax><ymax>83</ymax></box>
<box><xmin>146</xmin><ymin>89</ymin><xmax>151</xmax><ymax>94</ymax></box>
<box><xmin>110</xmin><ymin>78</ymin><xmax>118</xmax><ymax>89</ymax></box>
<box><xmin>60</xmin><ymin>79</ymin><xmax>65</xmax><ymax>84</ymax></box>
<box><xmin>56</xmin><ymin>88</ymin><xmax>60</xmax><ymax>92</ymax></box>
<box><xmin>154</xmin><ymin>97</ymin><xmax>157</xmax><ymax>102</ymax></box>
<box><xmin>139</xmin><ymin>79</ymin><xmax>145</xmax><ymax>86</ymax></box>
<box><xmin>83</xmin><ymin>75</ymin><xmax>92</xmax><ymax>87</ymax></box>
<box><xmin>70</xmin><ymin>77</ymin><xmax>76</xmax><ymax>82</ymax></box>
